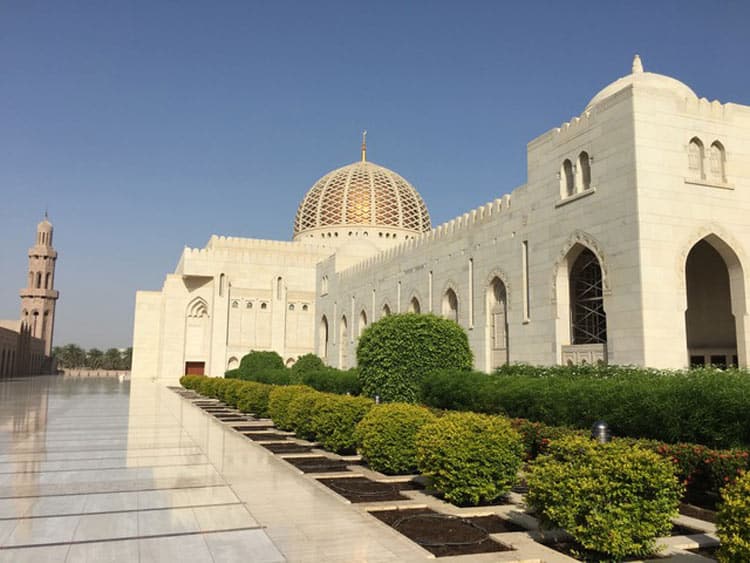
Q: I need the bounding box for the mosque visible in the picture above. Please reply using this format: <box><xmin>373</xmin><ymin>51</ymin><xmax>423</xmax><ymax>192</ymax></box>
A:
<box><xmin>132</xmin><ymin>56</ymin><xmax>750</xmax><ymax>383</ymax></box>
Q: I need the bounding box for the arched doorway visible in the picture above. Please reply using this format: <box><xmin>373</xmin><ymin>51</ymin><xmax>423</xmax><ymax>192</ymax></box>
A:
<box><xmin>685</xmin><ymin>238</ymin><xmax>742</xmax><ymax>367</ymax></box>
<box><xmin>557</xmin><ymin>245</ymin><xmax>608</xmax><ymax>365</ymax></box>
<box><xmin>487</xmin><ymin>277</ymin><xmax>508</xmax><ymax>369</ymax></box>
<box><xmin>442</xmin><ymin>289</ymin><xmax>458</xmax><ymax>322</ymax></box>
<box><xmin>319</xmin><ymin>316</ymin><xmax>329</xmax><ymax>360</ymax></box>
<box><xmin>339</xmin><ymin>316</ymin><xmax>348</xmax><ymax>369</ymax></box>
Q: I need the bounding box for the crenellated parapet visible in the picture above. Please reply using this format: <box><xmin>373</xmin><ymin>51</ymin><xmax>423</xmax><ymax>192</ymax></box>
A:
<box><xmin>338</xmin><ymin>193</ymin><xmax>515</xmax><ymax>280</ymax></box>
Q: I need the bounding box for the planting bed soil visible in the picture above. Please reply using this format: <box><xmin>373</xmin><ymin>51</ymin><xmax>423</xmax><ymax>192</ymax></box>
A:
<box><xmin>318</xmin><ymin>476</ymin><xmax>420</xmax><ymax>503</ymax></box>
<box><xmin>679</xmin><ymin>502</ymin><xmax>717</xmax><ymax>523</ymax></box>
<box><xmin>262</xmin><ymin>443</ymin><xmax>314</xmax><ymax>454</ymax></box>
<box><xmin>232</xmin><ymin>425</ymin><xmax>274</xmax><ymax>432</ymax></box>
<box><xmin>371</xmin><ymin>507</ymin><xmax>519</xmax><ymax>557</ymax></box>
<box><xmin>215</xmin><ymin>416</ymin><xmax>249</xmax><ymax>422</ymax></box>
<box><xmin>242</xmin><ymin>432</ymin><xmax>290</xmax><ymax>441</ymax></box>
<box><xmin>284</xmin><ymin>456</ymin><xmax>356</xmax><ymax>473</ymax></box>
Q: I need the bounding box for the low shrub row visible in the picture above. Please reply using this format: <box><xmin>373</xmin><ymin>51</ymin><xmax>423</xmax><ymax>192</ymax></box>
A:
<box><xmin>421</xmin><ymin>367</ymin><xmax>750</xmax><ymax>448</ymax></box>
<box><xmin>181</xmin><ymin>375</ymin><xmax>749</xmax><ymax>561</ymax></box>
<box><xmin>226</xmin><ymin>351</ymin><xmax>361</xmax><ymax>395</ymax></box>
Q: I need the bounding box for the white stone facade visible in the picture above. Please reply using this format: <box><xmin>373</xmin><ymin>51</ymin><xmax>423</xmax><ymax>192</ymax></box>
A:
<box><xmin>133</xmin><ymin>57</ymin><xmax>750</xmax><ymax>383</ymax></box>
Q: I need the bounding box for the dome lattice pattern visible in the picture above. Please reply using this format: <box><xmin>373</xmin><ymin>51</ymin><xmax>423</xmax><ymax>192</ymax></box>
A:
<box><xmin>294</xmin><ymin>161</ymin><xmax>431</xmax><ymax>236</ymax></box>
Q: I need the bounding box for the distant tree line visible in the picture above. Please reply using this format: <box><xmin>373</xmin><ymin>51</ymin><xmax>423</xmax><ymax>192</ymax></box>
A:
<box><xmin>53</xmin><ymin>344</ymin><xmax>132</xmax><ymax>370</ymax></box>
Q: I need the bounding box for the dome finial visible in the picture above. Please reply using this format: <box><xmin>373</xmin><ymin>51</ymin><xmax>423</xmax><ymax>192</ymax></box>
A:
<box><xmin>632</xmin><ymin>54</ymin><xmax>643</xmax><ymax>74</ymax></box>
<box><xmin>361</xmin><ymin>130</ymin><xmax>367</xmax><ymax>162</ymax></box>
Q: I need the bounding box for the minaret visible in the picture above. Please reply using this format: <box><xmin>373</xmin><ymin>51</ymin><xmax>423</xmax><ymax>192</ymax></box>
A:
<box><xmin>19</xmin><ymin>214</ymin><xmax>59</xmax><ymax>356</ymax></box>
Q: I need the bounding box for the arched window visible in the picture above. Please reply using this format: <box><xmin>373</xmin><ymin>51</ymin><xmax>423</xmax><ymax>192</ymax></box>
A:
<box><xmin>570</xmin><ymin>248</ymin><xmax>607</xmax><ymax>344</ymax></box>
<box><xmin>321</xmin><ymin>276</ymin><xmax>329</xmax><ymax>295</ymax></box>
<box><xmin>442</xmin><ymin>288</ymin><xmax>458</xmax><ymax>322</ymax></box>
<box><xmin>339</xmin><ymin>316</ymin><xmax>349</xmax><ymax>369</ymax></box>
<box><xmin>276</xmin><ymin>277</ymin><xmax>283</xmax><ymax>299</ymax></box>
<box><xmin>227</xmin><ymin>357</ymin><xmax>239</xmax><ymax>370</ymax></box>
<box><xmin>231</xmin><ymin>300</ymin><xmax>239</xmax><ymax>309</ymax></box>
<box><xmin>487</xmin><ymin>277</ymin><xmax>509</xmax><ymax>368</ymax></box>
<box><xmin>319</xmin><ymin>316</ymin><xmax>329</xmax><ymax>359</ymax></box>
<box><xmin>187</xmin><ymin>297</ymin><xmax>209</xmax><ymax>318</ymax></box>
<box><xmin>709</xmin><ymin>141</ymin><xmax>726</xmax><ymax>183</ymax></box>
<box><xmin>289</xmin><ymin>304</ymin><xmax>295</xmax><ymax>311</ymax></box>
<box><xmin>408</xmin><ymin>297</ymin><xmax>421</xmax><ymax>314</ymax></box>
<box><xmin>45</xmin><ymin>272</ymin><xmax>51</xmax><ymax>289</ymax></box>
<box><xmin>219</xmin><ymin>274</ymin><xmax>225</xmax><ymax>297</ymax></box>
<box><xmin>28</xmin><ymin>272</ymin><xmax>33</xmax><ymax>287</ymax></box>
<box><xmin>260</xmin><ymin>302</ymin><xmax>268</xmax><ymax>310</ymax></box>
<box><xmin>577</xmin><ymin>152</ymin><xmax>591</xmax><ymax>191</ymax></box>
<box><xmin>560</xmin><ymin>159</ymin><xmax>574</xmax><ymax>197</ymax></box>
<box><xmin>359</xmin><ymin>310</ymin><xmax>368</xmax><ymax>337</ymax></box>
<box><xmin>36</xmin><ymin>272</ymin><xmax>42</xmax><ymax>289</ymax></box>
<box><xmin>382</xmin><ymin>303</ymin><xmax>391</xmax><ymax>318</ymax></box>
<box><xmin>688</xmin><ymin>138</ymin><xmax>704</xmax><ymax>179</ymax></box>
<box><xmin>246</xmin><ymin>301</ymin><xmax>253</xmax><ymax>309</ymax></box>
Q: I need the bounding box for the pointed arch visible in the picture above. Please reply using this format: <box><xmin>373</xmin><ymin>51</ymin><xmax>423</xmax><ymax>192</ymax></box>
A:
<box><xmin>339</xmin><ymin>315</ymin><xmax>349</xmax><ymax>369</ymax></box>
<box><xmin>688</xmin><ymin>137</ymin><xmax>705</xmax><ymax>179</ymax></box>
<box><xmin>560</xmin><ymin>159</ymin><xmax>574</xmax><ymax>197</ymax></box>
<box><xmin>358</xmin><ymin>309</ymin><xmax>368</xmax><ymax>337</ymax></box>
<box><xmin>408</xmin><ymin>296</ymin><xmax>421</xmax><ymax>314</ymax></box>
<box><xmin>486</xmin><ymin>276</ymin><xmax>509</xmax><ymax>370</ymax></box>
<box><xmin>442</xmin><ymin>287</ymin><xmax>458</xmax><ymax>322</ymax></box>
<box><xmin>709</xmin><ymin>141</ymin><xmax>726</xmax><ymax>183</ymax></box>
<box><xmin>576</xmin><ymin>151</ymin><xmax>591</xmax><ymax>191</ymax></box>
<box><xmin>186</xmin><ymin>297</ymin><xmax>209</xmax><ymax>318</ymax></box>
<box><xmin>381</xmin><ymin>301</ymin><xmax>392</xmax><ymax>318</ymax></box>
<box><xmin>319</xmin><ymin>315</ymin><xmax>329</xmax><ymax>360</ymax></box>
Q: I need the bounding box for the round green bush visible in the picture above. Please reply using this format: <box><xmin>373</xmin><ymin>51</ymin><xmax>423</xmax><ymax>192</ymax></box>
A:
<box><xmin>526</xmin><ymin>436</ymin><xmax>684</xmax><ymax>560</ymax></box>
<box><xmin>717</xmin><ymin>470</ymin><xmax>750</xmax><ymax>562</ymax></box>
<box><xmin>310</xmin><ymin>394</ymin><xmax>373</xmax><ymax>454</ymax></box>
<box><xmin>415</xmin><ymin>412</ymin><xmax>523</xmax><ymax>506</ymax></box>
<box><xmin>290</xmin><ymin>353</ymin><xmax>325</xmax><ymax>379</ymax></box>
<box><xmin>356</xmin><ymin>313</ymin><xmax>473</xmax><ymax>402</ymax></box>
<box><xmin>286</xmin><ymin>389</ymin><xmax>326</xmax><ymax>440</ymax></box>
<box><xmin>268</xmin><ymin>385</ymin><xmax>312</xmax><ymax>430</ymax></box>
<box><xmin>236</xmin><ymin>382</ymin><xmax>273</xmax><ymax>417</ymax></box>
<box><xmin>355</xmin><ymin>403</ymin><xmax>437</xmax><ymax>474</ymax></box>
<box><xmin>238</xmin><ymin>350</ymin><xmax>285</xmax><ymax>376</ymax></box>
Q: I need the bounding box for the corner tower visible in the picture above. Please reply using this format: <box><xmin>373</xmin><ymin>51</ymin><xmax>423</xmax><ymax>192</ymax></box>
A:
<box><xmin>19</xmin><ymin>214</ymin><xmax>59</xmax><ymax>355</ymax></box>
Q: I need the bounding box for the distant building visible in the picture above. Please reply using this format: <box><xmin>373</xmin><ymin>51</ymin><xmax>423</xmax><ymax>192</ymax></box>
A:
<box><xmin>133</xmin><ymin>56</ymin><xmax>750</xmax><ymax>383</ymax></box>
<box><xmin>0</xmin><ymin>215</ymin><xmax>59</xmax><ymax>376</ymax></box>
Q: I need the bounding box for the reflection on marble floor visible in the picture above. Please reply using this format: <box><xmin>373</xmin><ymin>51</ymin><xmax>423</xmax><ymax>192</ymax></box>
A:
<box><xmin>0</xmin><ymin>376</ymin><xmax>283</xmax><ymax>562</ymax></box>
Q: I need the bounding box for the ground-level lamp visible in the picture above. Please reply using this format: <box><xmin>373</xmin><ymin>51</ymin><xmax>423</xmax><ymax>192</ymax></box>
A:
<box><xmin>591</xmin><ymin>420</ymin><xmax>611</xmax><ymax>443</ymax></box>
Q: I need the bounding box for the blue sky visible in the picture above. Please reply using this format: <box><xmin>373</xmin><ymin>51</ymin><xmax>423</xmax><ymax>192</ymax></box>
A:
<box><xmin>1</xmin><ymin>1</ymin><xmax>748</xmax><ymax>349</ymax></box>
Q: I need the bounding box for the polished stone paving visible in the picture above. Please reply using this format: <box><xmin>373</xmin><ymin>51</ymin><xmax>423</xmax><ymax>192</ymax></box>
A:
<box><xmin>0</xmin><ymin>376</ymin><xmax>437</xmax><ymax>562</ymax></box>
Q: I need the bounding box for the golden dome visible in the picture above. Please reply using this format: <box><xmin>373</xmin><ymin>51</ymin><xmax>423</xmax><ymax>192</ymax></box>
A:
<box><xmin>293</xmin><ymin>159</ymin><xmax>431</xmax><ymax>237</ymax></box>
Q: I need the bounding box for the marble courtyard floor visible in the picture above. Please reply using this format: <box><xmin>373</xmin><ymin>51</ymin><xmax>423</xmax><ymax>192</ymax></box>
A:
<box><xmin>0</xmin><ymin>376</ymin><xmax>445</xmax><ymax>562</ymax></box>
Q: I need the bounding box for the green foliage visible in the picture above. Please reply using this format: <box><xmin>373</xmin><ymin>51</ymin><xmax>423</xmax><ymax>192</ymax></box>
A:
<box><xmin>415</xmin><ymin>412</ymin><xmax>523</xmax><ymax>506</ymax></box>
<box><xmin>302</xmin><ymin>367</ymin><xmax>361</xmax><ymax>395</ymax></box>
<box><xmin>526</xmin><ymin>436</ymin><xmax>683</xmax><ymax>560</ymax></box>
<box><xmin>238</xmin><ymin>350</ymin><xmax>285</xmax><ymax>376</ymax></box>
<box><xmin>717</xmin><ymin>471</ymin><xmax>750</xmax><ymax>562</ymax></box>
<box><xmin>236</xmin><ymin>382</ymin><xmax>273</xmax><ymax>417</ymax></box>
<box><xmin>310</xmin><ymin>394</ymin><xmax>373</xmax><ymax>454</ymax></box>
<box><xmin>224</xmin><ymin>368</ymin><xmax>242</xmax><ymax>379</ymax></box>
<box><xmin>286</xmin><ymin>389</ymin><xmax>327</xmax><ymax>440</ymax></box>
<box><xmin>508</xmin><ymin>418</ymin><xmax>586</xmax><ymax>460</ymax></box>
<box><xmin>215</xmin><ymin>379</ymin><xmax>245</xmax><ymax>407</ymax></box>
<box><xmin>357</xmin><ymin>314</ymin><xmax>472</xmax><ymax>403</ymax></box>
<box><xmin>247</xmin><ymin>368</ymin><xmax>293</xmax><ymax>385</ymax></box>
<box><xmin>355</xmin><ymin>403</ymin><xmax>436</xmax><ymax>474</ymax></box>
<box><xmin>290</xmin><ymin>353</ymin><xmax>325</xmax><ymax>378</ymax></box>
<box><xmin>180</xmin><ymin>374</ymin><xmax>204</xmax><ymax>390</ymax></box>
<box><xmin>267</xmin><ymin>386</ymin><xmax>313</xmax><ymax>431</ymax></box>
<box><xmin>421</xmin><ymin>365</ymin><xmax>750</xmax><ymax>448</ymax></box>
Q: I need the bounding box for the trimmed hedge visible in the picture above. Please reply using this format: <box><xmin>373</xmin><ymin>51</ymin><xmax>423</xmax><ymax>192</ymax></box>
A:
<box><xmin>301</xmin><ymin>368</ymin><xmax>360</xmax><ymax>395</ymax></box>
<box><xmin>310</xmin><ymin>394</ymin><xmax>373</xmax><ymax>454</ymax></box>
<box><xmin>290</xmin><ymin>353</ymin><xmax>325</xmax><ymax>377</ymax></box>
<box><xmin>415</xmin><ymin>412</ymin><xmax>523</xmax><ymax>506</ymax></box>
<box><xmin>357</xmin><ymin>314</ymin><xmax>472</xmax><ymax>402</ymax></box>
<box><xmin>717</xmin><ymin>470</ymin><xmax>750</xmax><ymax>562</ymax></box>
<box><xmin>267</xmin><ymin>385</ymin><xmax>312</xmax><ymax>431</ymax></box>
<box><xmin>526</xmin><ymin>436</ymin><xmax>683</xmax><ymax>560</ymax></box>
<box><xmin>420</xmin><ymin>366</ymin><xmax>750</xmax><ymax>448</ymax></box>
<box><xmin>286</xmin><ymin>389</ymin><xmax>327</xmax><ymax>441</ymax></box>
<box><xmin>236</xmin><ymin>382</ymin><xmax>273</xmax><ymax>417</ymax></box>
<box><xmin>355</xmin><ymin>403</ymin><xmax>437</xmax><ymax>474</ymax></box>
